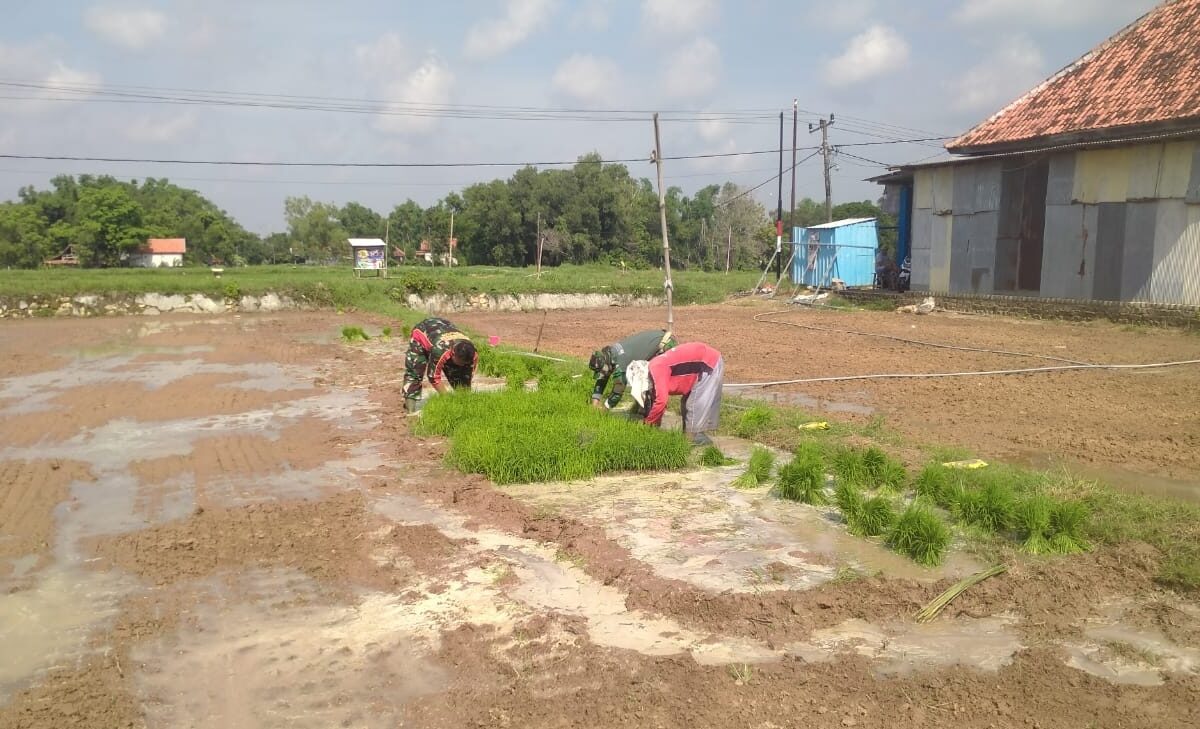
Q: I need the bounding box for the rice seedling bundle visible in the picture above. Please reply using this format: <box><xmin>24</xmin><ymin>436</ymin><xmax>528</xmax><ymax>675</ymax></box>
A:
<box><xmin>888</xmin><ymin>504</ymin><xmax>952</xmax><ymax>566</ymax></box>
<box><xmin>699</xmin><ymin>446</ymin><xmax>737</xmax><ymax>467</ymax></box>
<box><xmin>833</xmin><ymin>481</ymin><xmax>864</xmax><ymax>519</ymax></box>
<box><xmin>849</xmin><ymin>495</ymin><xmax>896</xmax><ymax>537</ymax></box>
<box><xmin>1015</xmin><ymin>494</ymin><xmax>1054</xmax><ymax>554</ymax></box>
<box><xmin>734</xmin><ymin>405</ymin><xmax>775</xmax><ymax>439</ymax></box>
<box><xmin>776</xmin><ymin>448</ymin><xmax>826</xmax><ymax>504</ymax></box>
<box><xmin>732</xmin><ymin>447</ymin><xmax>775</xmax><ymax>489</ymax></box>
<box><xmin>832</xmin><ymin>448</ymin><xmax>870</xmax><ymax>488</ymax></box>
<box><xmin>914</xmin><ymin>464</ymin><xmax>964</xmax><ymax>510</ymax></box>
<box><xmin>341</xmin><ymin>325</ymin><xmax>370</xmax><ymax>342</ymax></box>
<box><xmin>955</xmin><ymin>481</ymin><xmax>1017</xmax><ymax>533</ymax></box>
<box><xmin>1016</xmin><ymin>495</ymin><xmax>1090</xmax><ymax>555</ymax></box>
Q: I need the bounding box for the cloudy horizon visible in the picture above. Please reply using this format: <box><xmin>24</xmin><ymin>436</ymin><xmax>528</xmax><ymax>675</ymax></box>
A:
<box><xmin>0</xmin><ymin>0</ymin><xmax>1161</xmax><ymax>234</ymax></box>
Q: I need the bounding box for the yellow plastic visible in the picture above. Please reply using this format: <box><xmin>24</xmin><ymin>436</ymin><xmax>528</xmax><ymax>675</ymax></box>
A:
<box><xmin>798</xmin><ymin>422</ymin><xmax>830</xmax><ymax>431</ymax></box>
<box><xmin>942</xmin><ymin>459</ymin><xmax>988</xmax><ymax>470</ymax></box>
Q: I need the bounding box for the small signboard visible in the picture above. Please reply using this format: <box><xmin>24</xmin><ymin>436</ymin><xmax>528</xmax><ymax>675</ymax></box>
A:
<box><xmin>348</xmin><ymin>238</ymin><xmax>388</xmax><ymax>278</ymax></box>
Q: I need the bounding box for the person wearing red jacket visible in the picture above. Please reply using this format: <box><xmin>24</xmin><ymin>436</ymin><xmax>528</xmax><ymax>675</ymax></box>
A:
<box><xmin>624</xmin><ymin>341</ymin><xmax>724</xmax><ymax>446</ymax></box>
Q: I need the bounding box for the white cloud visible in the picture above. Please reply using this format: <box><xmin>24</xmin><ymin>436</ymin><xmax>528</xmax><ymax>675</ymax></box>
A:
<box><xmin>84</xmin><ymin>4</ymin><xmax>168</xmax><ymax>51</ymax></box>
<box><xmin>641</xmin><ymin>0</ymin><xmax>717</xmax><ymax>36</ymax></box>
<box><xmin>374</xmin><ymin>57</ymin><xmax>455</xmax><ymax>135</ymax></box>
<box><xmin>464</xmin><ymin>0</ymin><xmax>558</xmax><ymax>59</ymax></box>
<box><xmin>949</xmin><ymin>35</ymin><xmax>1046</xmax><ymax>113</ymax></box>
<box><xmin>697</xmin><ymin>115</ymin><xmax>728</xmax><ymax>142</ymax></box>
<box><xmin>0</xmin><ymin>42</ymin><xmax>101</xmax><ymax>114</ymax></box>
<box><xmin>570</xmin><ymin>0</ymin><xmax>613</xmax><ymax>30</ymax></box>
<box><xmin>126</xmin><ymin>112</ymin><xmax>197</xmax><ymax>143</ymax></box>
<box><xmin>953</xmin><ymin>0</ymin><xmax>1159</xmax><ymax>28</ymax></box>
<box><xmin>552</xmin><ymin>54</ymin><xmax>621</xmax><ymax>105</ymax></box>
<box><xmin>813</xmin><ymin>0</ymin><xmax>878</xmax><ymax>30</ymax></box>
<box><xmin>355</xmin><ymin>32</ymin><xmax>408</xmax><ymax>71</ymax></box>
<box><xmin>661</xmin><ymin>37</ymin><xmax>720</xmax><ymax>99</ymax></box>
<box><xmin>824</xmin><ymin>25</ymin><xmax>909</xmax><ymax>86</ymax></box>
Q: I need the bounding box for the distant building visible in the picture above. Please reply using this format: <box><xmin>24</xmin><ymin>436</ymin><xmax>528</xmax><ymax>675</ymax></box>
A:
<box><xmin>791</xmin><ymin>218</ymin><xmax>879</xmax><ymax>288</ymax></box>
<box><xmin>44</xmin><ymin>245</ymin><xmax>80</xmax><ymax>267</ymax></box>
<box><xmin>130</xmin><ymin>238</ymin><xmax>186</xmax><ymax>268</ymax></box>
<box><xmin>874</xmin><ymin>0</ymin><xmax>1200</xmax><ymax>305</ymax></box>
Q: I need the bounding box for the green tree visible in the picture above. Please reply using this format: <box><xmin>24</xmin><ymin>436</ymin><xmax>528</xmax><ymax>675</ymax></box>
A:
<box><xmin>338</xmin><ymin>202</ymin><xmax>384</xmax><ymax>239</ymax></box>
<box><xmin>72</xmin><ymin>185</ymin><xmax>155</xmax><ymax>267</ymax></box>
<box><xmin>284</xmin><ymin>196</ymin><xmax>345</xmax><ymax>262</ymax></box>
<box><xmin>0</xmin><ymin>202</ymin><xmax>52</xmax><ymax>268</ymax></box>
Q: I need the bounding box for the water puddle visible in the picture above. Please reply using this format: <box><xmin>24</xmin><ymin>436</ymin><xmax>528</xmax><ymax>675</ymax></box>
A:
<box><xmin>504</xmin><ymin>457</ymin><xmax>979</xmax><ymax>593</ymax></box>
<box><xmin>0</xmin><ymin>566</ymin><xmax>136</xmax><ymax>701</ymax></box>
<box><xmin>790</xmin><ymin>616</ymin><xmax>1022</xmax><ymax>676</ymax></box>
<box><xmin>1007</xmin><ymin>449</ymin><xmax>1200</xmax><ymax>504</ymax></box>
<box><xmin>134</xmin><ymin>569</ymin><xmax>447</xmax><ymax>729</ymax></box>
<box><xmin>740</xmin><ymin>389</ymin><xmax>875</xmax><ymax>416</ymax></box>
<box><xmin>1063</xmin><ymin>603</ymin><xmax>1200</xmax><ymax>686</ymax></box>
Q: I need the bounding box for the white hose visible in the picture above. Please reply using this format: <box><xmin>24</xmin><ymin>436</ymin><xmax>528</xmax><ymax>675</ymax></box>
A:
<box><xmin>723</xmin><ymin>359</ymin><xmax>1200</xmax><ymax>388</ymax></box>
<box><xmin>753</xmin><ymin>309</ymin><xmax>1094</xmax><ymax>366</ymax></box>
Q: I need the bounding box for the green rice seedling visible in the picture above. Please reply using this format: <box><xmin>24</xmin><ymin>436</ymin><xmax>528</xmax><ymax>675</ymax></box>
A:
<box><xmin>849</xmin><ymin>495</ymin><xmax>897</xmax><ymax>537</ymax></box>
<box><xmin>955</xmin><ymin>481</ymin><xmax>1017</xmax><ymax>533</ymax></box>
<box><xmin>381</xmin><ymin>326</ymin><xmax>392</xmax><ymax>338</ymax></box>
<box><xmin>732</xmin><ymin>447</ymin><xmax>775</xmax><ymax>489</ymax></box>
<box><xmin>699</xmin><ymin>446</ymin><xmax>737</xmax><ymax>467</ymax></box>
<box><xmin>1015</xmin><ymin>494</ymin><xmax>1055</xmax><ymax>555</ymax></box>
<box><xmin>734</xmin><ymin>405</ymin><xmax>775</xmax><ymax>439</ymax></box>
<box><xmin>831</xmin><ymin>447</ymin><xmax>870</xmax><ymax>488</ymax></box>
<box><xmin>914</xmin><ymin>464</ymin><xmax>964</xmax><ymax>509</ymax></box>
<box><xmin>834</xmin><ymin>481</ymin><xmax>865</xmax><ymax>519</ymax></box>
<box><xmin>1048</xmin><ymin>500</ymin><xmax>1090</xmax><ymax>554</ymax></box>
<box><xmin>776</xmin><ymin>449</ymin><xmax>826</xmax><ymax>504</ymax></box>
<box><xmin>888</xmin><ymin>504</ymin><xmax>952</xmax><ymax>566</ymax></box>
<box><xmin>341</xmin><ymin>325</ymin><xmax>370</xmax><ymax>342</ymax></box>
<box><xmin>857</xmin><ymin>447</ymin><xmax>908</xmax><ymax>491</ymax></box>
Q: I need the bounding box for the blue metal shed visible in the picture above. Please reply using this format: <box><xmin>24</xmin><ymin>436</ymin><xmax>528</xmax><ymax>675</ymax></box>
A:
<box><xmin>791</xmin><ymin>217</ymin><xmax>879</xmax><ymax>288</ymax></box>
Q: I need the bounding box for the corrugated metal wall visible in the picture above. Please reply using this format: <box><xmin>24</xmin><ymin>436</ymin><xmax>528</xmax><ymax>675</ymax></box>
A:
<box><xmin>907</xmin><ymin>139</ymin><xmax>1200</xmax><ymax>305</ymax></box>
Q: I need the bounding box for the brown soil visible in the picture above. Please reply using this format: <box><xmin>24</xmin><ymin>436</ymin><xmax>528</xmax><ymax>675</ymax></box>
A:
<box><xmin>456</xmin><ymin>302</ymin><xmax>1200</xmax><ymax>485</ymax></box>
<box><xmin>0</xmin><ymin>459</ymin><xmax>93</xmax><ymax>574</ymax></box>
<box><xmin>3</xmin><ymin>310</ymin><xmax>1199</xmax><ymax>729</ymax></box>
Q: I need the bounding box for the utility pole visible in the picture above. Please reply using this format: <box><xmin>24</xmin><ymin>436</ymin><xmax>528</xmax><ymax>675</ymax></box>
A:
<box><xmin>775</xmin><ymin>111</ymin><xmax>784</xmax><ymax>283</ymax></box>
<box><xmin>652</xmin><ymin>113</ymin><xmax>674</xmax><ymax>333</ymax></box>
<box><xmin>535</xmin><ymin>211</ymin><xmax>543</xmax><ymax>277</ymax></box>
<box><xmin>789</xmin><ymin>99</ymin><xmax>798</xmax><ymax>240</ymax></box>
<box><xmin>725</xmin><ymin>224</ymin><xmax>732</xmax><ymax>274</ymax></box>
<box><xmin>448</xmin><ymin>211</ymin><xmax>455</xmax><ymax>267</ymax></box>
<box><xmin>809</xmin><ymin>114</ymin><xmax>835</xmax><ymax>223</ymax></box>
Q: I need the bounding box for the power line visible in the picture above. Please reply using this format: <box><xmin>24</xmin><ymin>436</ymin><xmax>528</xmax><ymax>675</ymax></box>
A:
<box><xmin>832</xmin><ymin>149</ymin><xmax>893</xmax><ymax>167</ymax></box>
<box><xmin>716</xmin><ymin>150</ymin><xmax>821</xmax><ymax>208</ymax></box>
<box><xmin>0</xmin><ymin>147</ymin><xmax>809</xmax><ymax>168</ymax></box>
<box><xmin>835</xmin><ymin>136</ymin><xmax>951</xmax><ymax>147</ymax></box>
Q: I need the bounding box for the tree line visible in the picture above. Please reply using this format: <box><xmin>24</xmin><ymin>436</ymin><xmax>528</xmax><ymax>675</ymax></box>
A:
<box><xmin>1</xmin><ymin>157</ymin><xmax>893</xmax><ymax>270</ymax></box>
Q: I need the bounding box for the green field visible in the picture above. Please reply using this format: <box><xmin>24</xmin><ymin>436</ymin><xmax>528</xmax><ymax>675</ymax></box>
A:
<box><xmin>0</xmin><ymin>263</ymin><xmax>762</xmax><ymax>309</ymax></box>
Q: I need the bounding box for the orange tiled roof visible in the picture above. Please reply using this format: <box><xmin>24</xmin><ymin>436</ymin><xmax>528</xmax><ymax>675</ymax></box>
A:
<box><xmin>142</xmin><ymin>238</ymin><xmax>186</xmax><ymax>254</ymax></box>
<box><xmin>948</xmin><ymin>0</ymin><xmax>1200</xmax><ymax>153</ymax></box>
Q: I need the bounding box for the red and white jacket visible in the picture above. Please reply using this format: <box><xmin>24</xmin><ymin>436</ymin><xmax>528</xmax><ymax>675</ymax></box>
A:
<box><xmin>643</xmin><ymin>342</ymin><xmax>722</xmax><ymax>426</ymax></box>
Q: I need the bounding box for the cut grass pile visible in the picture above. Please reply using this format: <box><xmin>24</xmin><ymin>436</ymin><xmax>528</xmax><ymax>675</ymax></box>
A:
<box><xmin>732</xmin><ymin>447</ymin><xmax>775</xmax><ymax>489</ymax></box>
<box><xmin>415</xmin><ymin>386</ymin><xmax>688</xmax><ymax>484</ymax></box>
<box><xmin>699</xmin><ymin>446</ymin><xmax>737</xmax><ymax>467</ymax></box>
<box><xmin>775</xmin><ymin>443</ymin><xmax>826</xmax><ymax>504</ymax></box>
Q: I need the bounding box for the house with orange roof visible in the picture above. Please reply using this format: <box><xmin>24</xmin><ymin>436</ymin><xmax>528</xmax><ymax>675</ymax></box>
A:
<box><xmin>130</xmin><ymin>238</ymin><xmax>186</xmax><ymax>268</ymax></box>
<box><xmin>875</xmin><ymin>0</ymin><xmax>1200</xmax><ymax>305</ymax></box>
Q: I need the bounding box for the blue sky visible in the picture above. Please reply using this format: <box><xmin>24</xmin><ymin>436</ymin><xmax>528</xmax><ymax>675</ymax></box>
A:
<box><xmin>0</xmin><ymin>0</ymin><xmax>1161</xmax><ymax>233</ymax></box>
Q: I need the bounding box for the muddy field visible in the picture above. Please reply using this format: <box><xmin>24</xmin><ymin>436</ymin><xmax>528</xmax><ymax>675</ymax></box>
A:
<box><xmin>2</xmin><ymin>310</ymin><xmax>1199</xmax><ymax>729</ymax></box>
<box><xmin>459</xmin><ymin>300</ymin><xmax>1200</xmax><ymax>498</ymax></box>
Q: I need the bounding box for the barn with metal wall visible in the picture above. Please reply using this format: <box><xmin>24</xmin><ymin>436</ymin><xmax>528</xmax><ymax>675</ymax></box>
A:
<box><xmin>875</xmin><ymin>0</ymin><xmax>1200</xmax><ymax>306</ymax></box>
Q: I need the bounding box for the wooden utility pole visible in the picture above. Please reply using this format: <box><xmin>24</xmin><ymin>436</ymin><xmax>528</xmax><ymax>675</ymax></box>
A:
<box><xmin>810</xmin><ymin>114</ymin><xmax>835</xmax><ymax>223</ymax></box>
<box><xmin>447</xmin><ymin>211</ymin><xmax>455</xmax><ymax>267</ymax></box>
<box><xmin>725</xmin><ymin>224</ymin><xmax>732</xmax><ymax>274</ymax></box>
<box><xmin>535</xmin><ymin>211</ymin><xmax>543</xmax><ymax>277</ymax></box>
<box><xmin>775</xmin><ymin>111</ymin><xmax>784</xmax><ymax>283</ymax></box>
<box><xmin>789</xmin><ymin>99</ymin><xmax>798</xmax><ymax>240</ymax></box>
<box><xmin>652</xmin><ymin>113</ymin><xmax>674</xmax><ymax>333</ymax></box>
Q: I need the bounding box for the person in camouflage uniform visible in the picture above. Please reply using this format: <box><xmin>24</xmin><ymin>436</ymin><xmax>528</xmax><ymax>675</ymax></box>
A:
<box><xmin>588</xmin><ymin>329</ymin><xmax>677</xmax><ymax>410</ymax></box>
<box><xmin>403</xmin><ymin>317</ymin><xmax>477</xmax><ymax>412</ymax></box>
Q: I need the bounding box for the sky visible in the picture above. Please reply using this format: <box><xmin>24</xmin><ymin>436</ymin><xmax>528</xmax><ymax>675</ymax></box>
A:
<box><xmin>0</xmin><ymin>0</ymin><xmax>1163</xmax><ymax>234</ymax></box>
